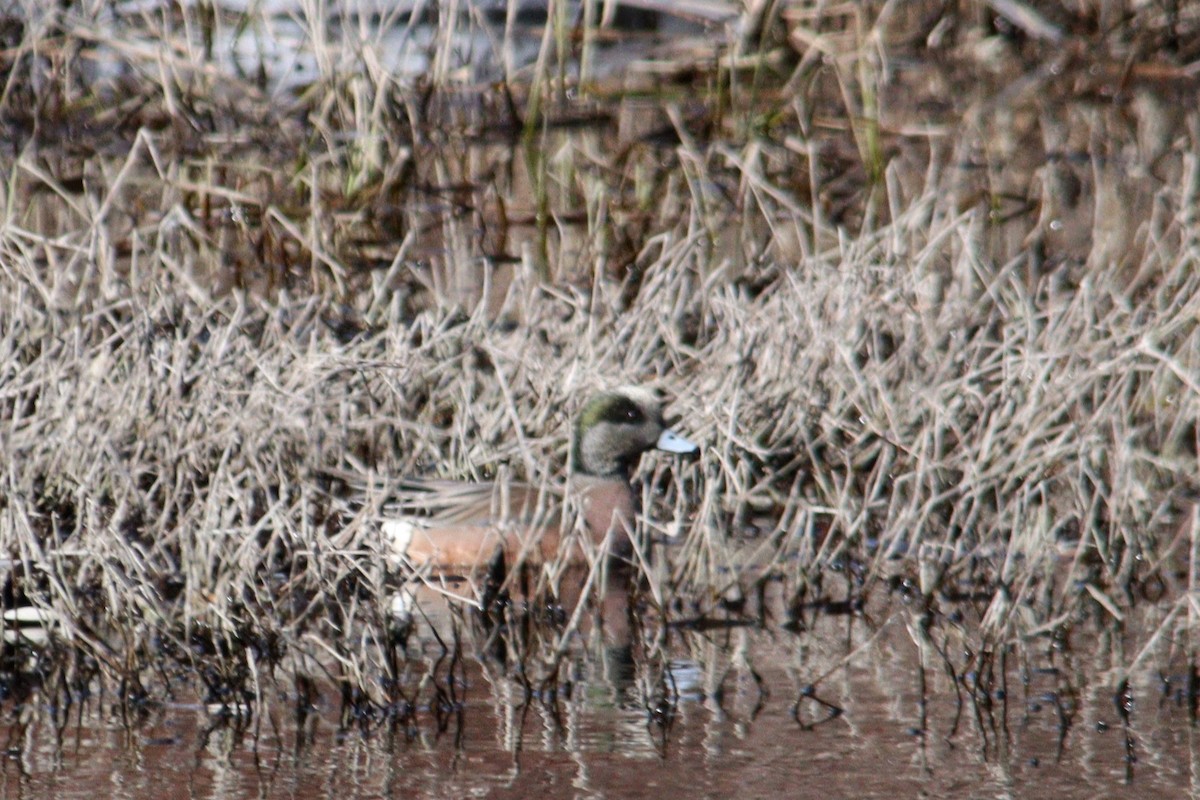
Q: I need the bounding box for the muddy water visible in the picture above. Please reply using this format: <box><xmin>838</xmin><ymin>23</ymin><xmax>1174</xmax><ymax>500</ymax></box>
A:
<box><xmin>1</xmin><ymin>586</ymin><xmax>1193</xmax><ymax>800</ymax></box>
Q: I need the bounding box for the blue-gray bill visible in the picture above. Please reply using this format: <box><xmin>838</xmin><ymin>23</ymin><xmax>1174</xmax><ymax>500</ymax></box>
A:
<box><xmin>656</xmin><ymin>428</ymin><xmax>698</xmax><ymax>454</ymax></box>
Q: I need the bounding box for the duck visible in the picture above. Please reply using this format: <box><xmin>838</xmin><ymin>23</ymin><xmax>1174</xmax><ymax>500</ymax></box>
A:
<box><xmin>382</xmin><ymin>386</ymin><xmax>698</xmax><ymax>571</ymax></box>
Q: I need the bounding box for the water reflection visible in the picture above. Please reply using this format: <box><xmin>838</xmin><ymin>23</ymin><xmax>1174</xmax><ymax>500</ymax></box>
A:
<box><xmin>0</xmin><ymin>584</ymin><xmax>1196</xmax><ymax>799</ymax></box>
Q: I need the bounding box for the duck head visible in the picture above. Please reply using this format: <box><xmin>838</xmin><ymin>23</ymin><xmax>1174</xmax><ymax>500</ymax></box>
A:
<box><xmin>571</xmin><ymin>387</ymin><xmax>699</xmax><ymax>479</ymax></box>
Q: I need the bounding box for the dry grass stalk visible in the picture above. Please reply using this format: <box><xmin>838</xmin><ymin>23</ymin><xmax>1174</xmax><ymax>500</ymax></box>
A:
<box><xmin>0</xmin><ymin>0</ymin><xmax>1197</xmax><ymax>738</ymax></box>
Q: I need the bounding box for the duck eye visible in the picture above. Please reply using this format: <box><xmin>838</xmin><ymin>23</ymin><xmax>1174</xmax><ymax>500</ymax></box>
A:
<box><xmin>605</xmin><ymin>399</ymin><xmax>645</xmax><ymax>425</ymax></box>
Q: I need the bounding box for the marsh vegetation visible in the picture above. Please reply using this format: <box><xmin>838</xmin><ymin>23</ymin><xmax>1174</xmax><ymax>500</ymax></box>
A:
<box><xmin>2</xmin><ymin>0</ymin><xmax>1200</xmax><ymax>796</ymax></box>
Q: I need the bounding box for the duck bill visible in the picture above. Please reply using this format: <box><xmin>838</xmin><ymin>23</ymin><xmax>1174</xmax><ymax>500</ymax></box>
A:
<box><xmin>656</xmin><ymin>428</ymin><xmax>699</xmax><ymax>455</ymax></box>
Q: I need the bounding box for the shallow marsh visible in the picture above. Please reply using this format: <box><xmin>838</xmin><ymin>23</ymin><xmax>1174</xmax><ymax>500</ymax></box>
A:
<box><xmin>2</xmin><ymin>0</ymin><xmax>1200</xmax><ymax>797</ymax></box>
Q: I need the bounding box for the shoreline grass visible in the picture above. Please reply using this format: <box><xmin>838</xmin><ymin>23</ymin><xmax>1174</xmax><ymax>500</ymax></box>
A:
<box><xmin>0</xmin><ymin>2</ymin><xmax>1199</xmax><ymax>774</ymax></box>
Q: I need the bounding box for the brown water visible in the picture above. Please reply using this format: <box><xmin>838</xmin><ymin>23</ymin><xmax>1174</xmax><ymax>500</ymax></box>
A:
<box><xmin>2</xmin><ymin>583</ymin><xmax>1195</xmax><ymax>800</ymax></box>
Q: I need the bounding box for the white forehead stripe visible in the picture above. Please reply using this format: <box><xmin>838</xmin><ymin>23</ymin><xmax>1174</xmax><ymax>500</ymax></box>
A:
<box><xmin>613</xmin><ymin>385</ymin><xmax>662</xmax><ymax>409</ymax></box>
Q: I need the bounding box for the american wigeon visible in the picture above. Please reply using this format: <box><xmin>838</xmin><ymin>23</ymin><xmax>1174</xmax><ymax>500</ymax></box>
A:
<box><xmin>383</xmin><ymin>386</ymin><xmax>698</xmax><ymax>570</ymax></box>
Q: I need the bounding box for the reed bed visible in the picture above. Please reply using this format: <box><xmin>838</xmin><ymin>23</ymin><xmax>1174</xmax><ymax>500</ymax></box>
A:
<box><xmin>0</xmin><ymin>0</ymin><xmax>1198</xmax><ymax>747</ymax></box>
